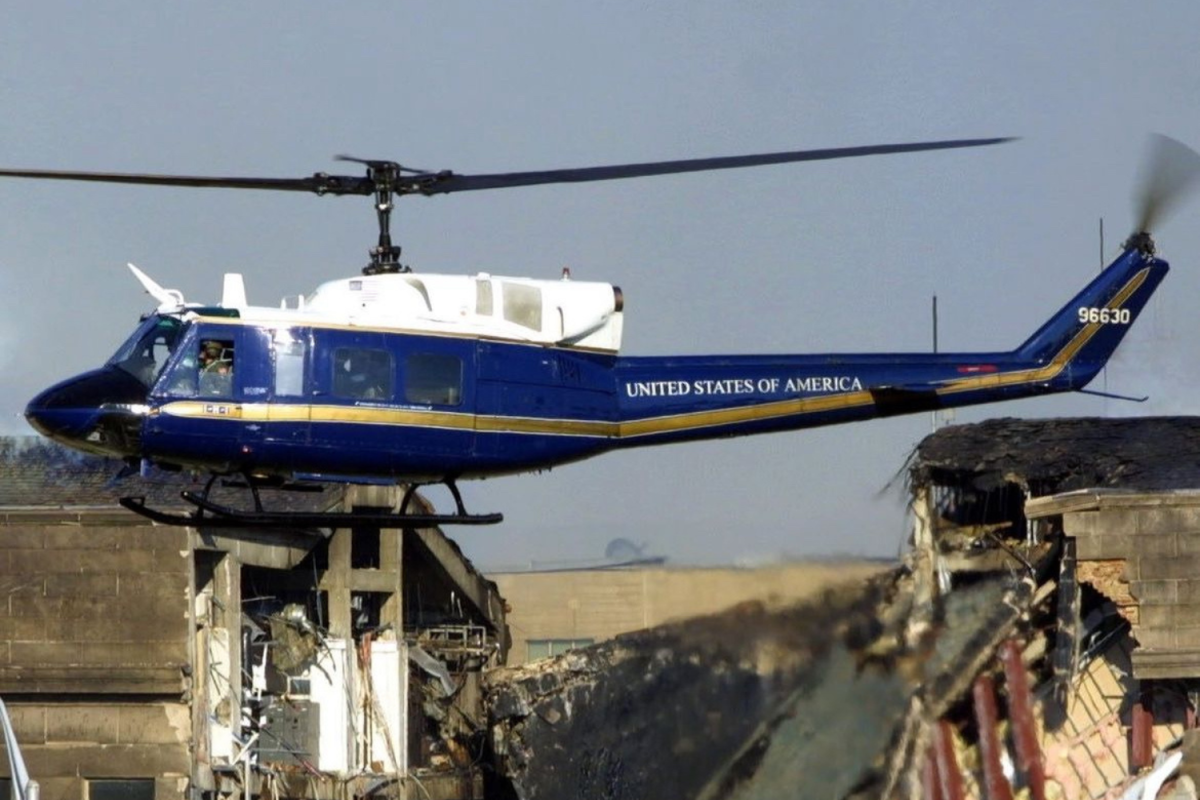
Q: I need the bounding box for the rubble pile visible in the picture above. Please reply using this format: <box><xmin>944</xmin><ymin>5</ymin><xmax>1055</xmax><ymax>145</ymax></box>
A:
<box><xmin>486</xmin><ymin>571</ymin><xmax>1033</xmax><ymax>799</ymax></box>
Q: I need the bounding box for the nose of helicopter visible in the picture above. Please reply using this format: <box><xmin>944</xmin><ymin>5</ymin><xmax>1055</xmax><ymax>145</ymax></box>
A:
<box><xmin>25</xmin><ymin>367</ymin><xmax>150</xmax><ymax>457</ymax></box>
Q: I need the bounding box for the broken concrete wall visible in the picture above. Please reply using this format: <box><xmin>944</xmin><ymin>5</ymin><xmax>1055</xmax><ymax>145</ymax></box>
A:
<box><xmin>1038</xmin><ymin>636</ymin><xmax>1187</xmax><ymax>799</ymax></box>
<box><xmin>0</xmin><ymin>442</ymin><xmax>510</xmax><ymax>799</ymax></box>
<box><xmin>482</xmin><ymin>417</ymin><xmax>1200</xmax><ymax>800</ymax></box>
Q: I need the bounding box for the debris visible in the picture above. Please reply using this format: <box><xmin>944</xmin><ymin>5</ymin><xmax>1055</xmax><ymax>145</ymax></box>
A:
<box><xmin>487</xmin><ymin>572</ymin><xmax>1033</xmax><ymax>799</ymax></box>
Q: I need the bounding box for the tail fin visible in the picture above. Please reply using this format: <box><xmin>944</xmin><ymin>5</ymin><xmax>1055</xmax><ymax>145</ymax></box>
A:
<box><xmin>1014</xmin><ymin>243</ymin><xmax>1168</xmax><ymax>385</ymax></box>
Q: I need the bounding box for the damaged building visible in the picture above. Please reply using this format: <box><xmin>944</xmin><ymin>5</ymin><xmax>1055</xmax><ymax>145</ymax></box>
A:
<box><xmin>0</xmin><ymin>437</ymin><xmax>507</xmax><ymax>800</ymax></box>
<box><xmin>907</xmin><ymin>416</ymin><xmax>1200</xmax><ymax>799</ymax></box>
<box><xmin>485</xmin><ymin>417</ymin><xmax>1200</xmax><ymax>800</ymax></box>
<box><xmin>12</xmin><ymin>413</ymin><xmax>1200</xmax><ymax>799</ymax></box>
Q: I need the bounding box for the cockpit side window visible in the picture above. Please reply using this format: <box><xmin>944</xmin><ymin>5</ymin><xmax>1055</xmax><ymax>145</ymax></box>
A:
<box><xmin>108</xmin><ymin>316</ymin><xmax>186</xmax><ymax>388</ymax></box>
<box><xmin>198</xmin><ymin>339</ymin><xmax>236</xmax><ymax>396</ymax></box>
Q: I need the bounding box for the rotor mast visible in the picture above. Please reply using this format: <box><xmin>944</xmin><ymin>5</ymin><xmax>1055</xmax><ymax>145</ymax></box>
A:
<box><xmin>366</xmin><ymin>161</ymin><xmax>404</xmax><ymax>274</ymax></box>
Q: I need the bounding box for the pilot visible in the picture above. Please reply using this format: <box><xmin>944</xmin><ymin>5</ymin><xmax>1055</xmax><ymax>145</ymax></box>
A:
<box><xmin>199</xmin><ymin>341</ymin><xmax>234</xmax><ymax>395</ymax></box>
<box><xmin>200</xmin><ymin>341</ymin><xmax>223</xmax><ymax>370</ymax></box>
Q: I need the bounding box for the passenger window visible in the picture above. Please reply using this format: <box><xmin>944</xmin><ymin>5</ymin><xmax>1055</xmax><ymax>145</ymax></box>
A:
<box><xmin>333</xmin><ymin>347</ymin><xmax>393</xmax><ymax>400</ymax></box>
<box><xmin>406</xmin><ymin>354</ymin><xmax>463</xmax><ymax>406</ymax></box>
<box><xmin>198</xmin><ymin>339</ymin><xmax>235</xmax><ymax>396</ymax></box>
<box><xmin>273</xmin><ymin>331</ymin><xmax>306</xmax><ymax>397</ymax></box>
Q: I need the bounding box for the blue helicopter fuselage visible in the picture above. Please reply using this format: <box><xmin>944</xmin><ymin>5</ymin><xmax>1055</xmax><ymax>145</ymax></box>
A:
<box><xmin>26</xmin><ymin>243</ymin><xmax>1168</xmax><ymax>485</ymax></box>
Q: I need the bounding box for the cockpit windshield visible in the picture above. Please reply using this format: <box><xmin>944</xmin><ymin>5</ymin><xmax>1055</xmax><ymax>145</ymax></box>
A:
<box><xmin>107</xmin><ymin>315</ymin><xmax>187</xmax><ymax>387</ymax></box>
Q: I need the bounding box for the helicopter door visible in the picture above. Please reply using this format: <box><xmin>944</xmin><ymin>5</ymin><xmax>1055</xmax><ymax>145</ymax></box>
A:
<box><xmin>396</xmin><ymin>340</ymin><xmax>475</xmax><ymax>463</ymax></box>
<box><xmin>309</xmin><ymin>331</ymin><xmax>396</xmax><ymax>456</ymax></box>
<box><xmin>148</xmin><ymin>324</ymin><xmax>257</xmax><ymax>461</ymax></box>
<box><xmin>263</xmin><ymin>327</ymin><xmax>312</xmax><ymax>451</ymax></box>
<box><xmin>225</xmin><ymin>326</ymin><xmax>269</xmax><ymax>459</ymax></box>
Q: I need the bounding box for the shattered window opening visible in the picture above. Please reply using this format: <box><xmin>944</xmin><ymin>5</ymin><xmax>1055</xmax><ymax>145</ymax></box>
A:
<box><xmin>351</xmin><ymin>591</ymin><xmax>389</xmax><ymax>635</ymax></box>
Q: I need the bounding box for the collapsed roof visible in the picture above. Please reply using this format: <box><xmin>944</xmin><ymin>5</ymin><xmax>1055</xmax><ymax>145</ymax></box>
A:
<box><xmin>910</xmin><ymin>417</ymin><xmax>1200</xmax><ymax>494</ymax></box>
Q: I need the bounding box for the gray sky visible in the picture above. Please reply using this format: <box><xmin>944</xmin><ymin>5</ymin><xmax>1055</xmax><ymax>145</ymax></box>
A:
<box><xmin>3</xmin><ymin>3</ymin><xmax>1200</xmax><ymax>569</ymax></box>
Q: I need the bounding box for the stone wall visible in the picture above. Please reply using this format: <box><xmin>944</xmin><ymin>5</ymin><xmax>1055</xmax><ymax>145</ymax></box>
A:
<box><xmin>0</xmin><ymin>515</ymin><xmax>190</xmax><ymax>694</ymax></box>
<box><xmin>0</xmin><ymin>512</ymin><xmax>192</xmax><ymax>800</ymax></box>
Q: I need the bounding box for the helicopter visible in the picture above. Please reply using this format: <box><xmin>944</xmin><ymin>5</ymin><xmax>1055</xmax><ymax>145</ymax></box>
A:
<box><xmin>9</xmin><ymin>135</ymin><xmax>1193</xmax><ymax>528</ymax></box>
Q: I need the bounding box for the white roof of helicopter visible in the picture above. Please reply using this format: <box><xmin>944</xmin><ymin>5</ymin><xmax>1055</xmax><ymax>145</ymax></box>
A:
<box><xmin>131</xmin><ymin>264</ymin><xmax>625</xmax><ymax>352</ymax></box>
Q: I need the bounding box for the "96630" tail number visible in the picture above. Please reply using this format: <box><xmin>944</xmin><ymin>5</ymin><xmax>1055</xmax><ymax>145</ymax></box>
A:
<box><xmin>1078</xmin><ymin>307</ymin><xmax>1132</xmax><ymax>325</ymax></box>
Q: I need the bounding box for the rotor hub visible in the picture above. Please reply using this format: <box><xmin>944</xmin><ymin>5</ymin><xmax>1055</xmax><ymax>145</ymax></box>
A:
<box><xmin>1122</xmin><ymin>231</ymin><xmax>1156</xmax><ymax>256</ymax></box>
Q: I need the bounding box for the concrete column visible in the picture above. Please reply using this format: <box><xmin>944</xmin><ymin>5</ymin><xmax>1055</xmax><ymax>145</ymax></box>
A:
<box><xmin>380</xmin><ymin>526</ymin><xmax>404</xmax><ymax>633</ymax></box>
<box><xmin>327</xmin><ymin>528</ymin><xmax>352</xmax><ymax>639</ymax></box>
<box><xmin>215</xmin><ymin>552</ymin><xmax>242</xmax><ymax>723</ymax></box>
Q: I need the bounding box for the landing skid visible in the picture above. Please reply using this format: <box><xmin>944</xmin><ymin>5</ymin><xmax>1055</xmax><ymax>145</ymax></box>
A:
<box><xmin>119</xmin><ymin>476</ymin><xmax>503</xmax><ymax>529</ymax></box>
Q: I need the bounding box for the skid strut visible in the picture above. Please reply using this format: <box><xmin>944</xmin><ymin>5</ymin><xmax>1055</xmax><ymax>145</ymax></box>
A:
<box><xmin>119</xmin><ymin>476</ymin><xmax>502</xmax><ymax>528</ymax></box>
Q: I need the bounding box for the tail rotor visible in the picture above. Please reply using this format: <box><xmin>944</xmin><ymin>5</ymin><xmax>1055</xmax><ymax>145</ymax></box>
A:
<box><xmin>1128</xmin><ymin>133</ymin><xmax>1200</xmax><ymax>252</ymax></box>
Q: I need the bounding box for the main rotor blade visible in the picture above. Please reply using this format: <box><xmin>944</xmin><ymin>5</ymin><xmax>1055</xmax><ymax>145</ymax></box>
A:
<box><xmin>420</xmin><ymin>137</ymin><xmax>1015</xmax><ymax>195</ymax></box>
<box><xmin>0</xmin><ymin>136</ymin><xmax>1013</xmax><ymax>199</ymax></box>
<box><xmin>0</xmin><ymin>167</ymin><xmax>375</xmax><ymax>196</ymax></box>
<box><xmin>1133</xmin><ymin>133</ymin><xmax>1200</xmax><ymax>234</ymax></box>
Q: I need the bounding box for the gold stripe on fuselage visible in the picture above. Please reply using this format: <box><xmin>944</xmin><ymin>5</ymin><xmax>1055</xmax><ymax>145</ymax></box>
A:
<box><xmin>160</xmin><ymin>268</ymin><xmax>1148</xmax><ymax>440</ymax></box>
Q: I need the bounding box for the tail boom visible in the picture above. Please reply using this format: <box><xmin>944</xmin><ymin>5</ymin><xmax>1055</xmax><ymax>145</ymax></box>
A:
<box><xmin>610</xmin><ymin>244</ymin><xmax>1167</xmax><ymax>448</ymax></box>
